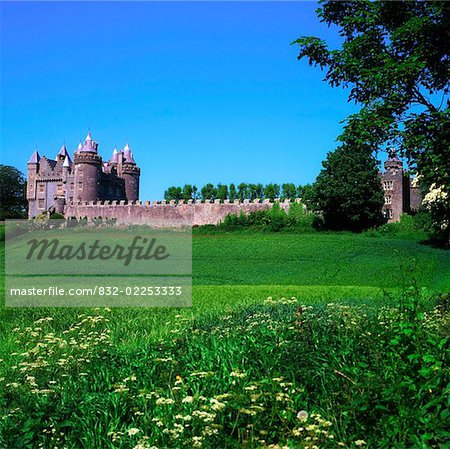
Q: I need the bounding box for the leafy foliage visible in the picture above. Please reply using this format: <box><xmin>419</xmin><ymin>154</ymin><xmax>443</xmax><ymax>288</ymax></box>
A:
<box><xmin>165</xmin><ymin>182</ymin><xmax>304</xmax><ymax>203</ymax></box>
<box><xmin>164</xmin><ymin>186</ymin><xmax>182</xmax><ymax>202</ymax></box>
<box><xmin>216</xmin><ymin>184</ymin><xmax>228</xmax><ymax>201</ymax></box>
<box><xmin>220</xmin><ymin>202</ymin><xmax>314</xmax><ymax>232</ymax></box>
<box><xmin>293</xmin><ymin>0</ymin><xmax>449</xmax><ymax>239</ymax></box>
<box><xmin>0</xmin><ymin>165</ymin><xmax>27</xmax><ymax>220</ymax></box>
<box><xmin>281</xmin><ymin>183</ymin><xmax>297</xmax><ymax>200</ymax></box>
<box><xmin>229</xmin><ymin>183</ymin><xmax>237</xmax><ymax>202</ymax></box>
<box><xmin>309</xmin><ymin>143</ymin><xmax>384</xmax><ymax>231</ymax></box>
<box><xmin>263</xmin><ymin>183</ymin><xmax>280</xmax><ymax>201</ymax></box>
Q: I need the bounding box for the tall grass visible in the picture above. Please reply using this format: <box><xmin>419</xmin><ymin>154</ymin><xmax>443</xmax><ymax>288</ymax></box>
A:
<box><xmin>0</xmin><ymin>293</ymin><xmax>448</xmax><ymax>448</ymax></box>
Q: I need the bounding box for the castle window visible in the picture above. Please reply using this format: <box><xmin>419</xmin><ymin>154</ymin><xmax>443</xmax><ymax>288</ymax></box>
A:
<box><xmin>78</xmin><ymin>182</ymin><xmax>83</xmax><ymax>190</ymax></box>
<box><xmin>383</xmin><ymin>181</ymin><xmax>393</xmax><ymax>190</ymax></box>
<box><xmin>38</xmin><ymin>199</ymin><xmax>45</xmax><ymax>209</ymax></box>
<box><xmin>384</xmin><ymin>195</ymin><xmax>392</xmax><ymax>205</ymax></box>
<box><xmin>39</xmin><ymin>184</ymin><xmax>45</xmax><ymax>193</ymax></box>
<box><xmin>384</xmin><ymin>209</ymin><xmax>393</xmax><ymax>219</ymax></box>
<box><xmin>57</xmin><ymin>183</ymin><xmax>64</xmax><ymax>194</ymax></box>
<box><xmin>70</xmin><ymin>182</ymin><xmax>74</xmax><ymax>191</ymax></box>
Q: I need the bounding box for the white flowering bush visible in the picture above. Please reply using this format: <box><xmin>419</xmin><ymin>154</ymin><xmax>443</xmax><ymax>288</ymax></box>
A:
<box><xmin>422</xmin><ymin>183</ymin><xmax>449</xmax><ymax>234</ymax></box>
<box><xmin>419</xmin><ymin>181</ymin><xmax>450</xmax><ymax>244</ymax></box>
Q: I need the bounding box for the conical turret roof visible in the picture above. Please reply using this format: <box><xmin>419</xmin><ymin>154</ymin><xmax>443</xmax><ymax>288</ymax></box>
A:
<box><xmin>28</xmin><ymin>149</ymin><xmax>41</xmax><ymax>164</ymax></box>
<box><xmin>63</xmin><ymin>154</ymin><xmax>72</xmax><ymax>168</ymax></box>
<box><xmin>58</xmin><ymin>144</ymin><xmax>69</xmax><ymax>159</ymax></box>
<box><xmin>110</xmin><ymin>147</ymin><xmax>119</xmax><ymax>163</ymax></box>
<box><xmin>80</xmin><ymin>131</ymin><xmax>97</xmax><ymax>152</ymax></box>
<box><xmin>123</xmin><ymin>143</ymin><xmax>136</xmax><ymax>164</ymax></box>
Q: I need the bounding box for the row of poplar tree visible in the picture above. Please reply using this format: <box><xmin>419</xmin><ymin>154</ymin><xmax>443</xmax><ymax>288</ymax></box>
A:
<box><xmin>164</xmin><ymin>183</ymin><xmax>313</xmax><ymax>202</ymax></box>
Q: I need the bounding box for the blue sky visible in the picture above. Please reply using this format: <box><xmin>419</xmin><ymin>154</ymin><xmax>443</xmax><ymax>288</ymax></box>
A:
<box><xmin>1</xmin><ymin>1</ymin><xmax>359</xmax><ymax>200</ymax></box>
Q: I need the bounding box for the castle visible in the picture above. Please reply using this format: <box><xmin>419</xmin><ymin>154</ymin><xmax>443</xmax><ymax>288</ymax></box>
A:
<box><xmin>27</xmin><ymin>132</ymin><xmax>140</xmax><ymax>218</ymax></box>
<box><xmin>27</xmin><ymin>132</ymin><xmax>421</xmax><ymax>226</ymax></box>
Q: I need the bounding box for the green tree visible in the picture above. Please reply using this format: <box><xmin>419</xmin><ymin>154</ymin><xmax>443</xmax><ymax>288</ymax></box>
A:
<box><xmin>0</xmin><ymin>165</ymin><xmax>27</xmax><ymax>220</ymax></box>
<box><xmin>299</xmin><ymin>184</ymin><xmax>315</xmax><ymax>207</ymax></box>
<box><xmin>311</xmin><ymin>143</ymin><xmax>384</xmax><ymax>231</ymax></box>
<box><xmin>229</xmin><ymin>183</ymin><xmax>237</xmax><ymax>202</ymax></box>
<box><xmin>237</xmin><ymin>183</ymin><xmax>249</xmax><ymax>201</ymax></box>
<box><xmin>281</xmin><ymin>183</ymin><xmax>297</xmax><ymax>200</ymax></box>
<box><xmin>164</xmin><ymin>186</ymin><xmax>182</xmax><ymax>202</ymax></box>
<box><xmin>216</xmin><ymin>184</ymin><xmax>228</xmax><ymax>201</ymax></box>
<box><xmin>182</xmin><ymin>184</ymin><xmax>194</xmax><ymax>201</ymax></box>
<box><xmin>256</xmin><ymin>183</ymin><xmax>264</xmax><ymax>200</ymax></box>
<box><xmin>201</xmin><ymin>183</ymin><xmax>217</xmax><ymax>201</ymax></box>
<box><xmin>249</xmin><ymin>183</ymin><xmax>264</xmax><ymax>201</ymax></box>
<box><xmin>264</xmin><ymin>183</ymin><xmax>280</xmax><ymax>201</ymax></box>
<box><xmin>293</xmin><ymin>0</ymin><xmax>449</xmax><ymax>239</ymax></box>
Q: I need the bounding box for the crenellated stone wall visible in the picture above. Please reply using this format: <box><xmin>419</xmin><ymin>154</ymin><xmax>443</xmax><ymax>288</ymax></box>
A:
<box><xmin>64</xmin><ymin>198</ymin><xmax>298</xmax><ymax>227</ymax></box>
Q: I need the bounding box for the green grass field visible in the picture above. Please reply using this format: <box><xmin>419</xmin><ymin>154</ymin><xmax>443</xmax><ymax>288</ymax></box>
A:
<box><xmin>0</xmin><ymin>229</ymin><xmax>449</xmax><ymax>448</ymax></box>
<box><xmin>192</xmin><ymin>232</ymin><xmax>449</xmax><ymax>289</ymax></box>
<box><xmin>1</xmin><ymin>231</ymin><xmax>448</xmax><ymax>349</ymax></box>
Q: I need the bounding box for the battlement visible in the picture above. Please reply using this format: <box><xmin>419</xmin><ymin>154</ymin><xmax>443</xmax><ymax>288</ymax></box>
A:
<box><xmin>67</xmin><ymin>198</ymin><xmax>300</xmax><ymax>207</ymax></box>
<box><xmin>64</xmin><ymin>198</ymin><xmax>302</xmax><ymax>227</ymax></box>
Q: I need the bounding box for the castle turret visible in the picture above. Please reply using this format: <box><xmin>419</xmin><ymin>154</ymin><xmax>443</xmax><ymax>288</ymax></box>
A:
<box><xmin>27</xmin><ymin>149</ymin><xmax>40</xmax><ymax>171</ymax></box>
<box><xmin>73</xmin><ymin>131</ymin><xmax>102</xmax><ymax>202</ymax></box>
<box><xmin>121</xmin><ymin>143</ymin><xmax>140</xmax><ymax>201</ymax></box>
<box><xmin>56</xmin><ymin>144</ymin><xmax>69</xmax><ymax>162</ymax></box>
<box><xmin>384</xmin><ymin>148</ymin><xmax>403</xmax><ymax>173</ymax></box>
<box><xmin>110</xmin><ymin>147</ymin><xmax>119</xmax><ymax>164</ymax></box>
<box><xmin>381</xmin><ymin>148</ymin><xmax>404</xmax><ymax>222</ymax></box>
<box><xmin>62</xmin><ymin>154</ymin><xmax>71</xmax><ymax>179</ymax></box>
<box><xmin>27</xmin><ymin>149</ymin><xmax>41</xmax><ymax>217</ymax></box>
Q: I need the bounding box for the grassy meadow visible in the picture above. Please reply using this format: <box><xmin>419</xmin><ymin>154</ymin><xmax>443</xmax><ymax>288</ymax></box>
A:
<box><xmin>0</xmin><ymin>225</ymin><xmax>449</xmax><ymax>448</ymax></box>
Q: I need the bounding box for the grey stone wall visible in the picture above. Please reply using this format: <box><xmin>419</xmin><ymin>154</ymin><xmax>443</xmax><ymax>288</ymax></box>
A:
<box><xmin>64</xmin><ymin>199</ymin><xmax>295</xmax><ymax>227</ymax></box>
<box><xmin>410</xmin><ymin>186</ymin><xmax>422</xmax><ymax>212</ymax></box>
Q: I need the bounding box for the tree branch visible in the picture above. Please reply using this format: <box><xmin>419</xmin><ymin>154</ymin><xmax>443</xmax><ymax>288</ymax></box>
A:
<box><xmin>413</xmin><ymin>88</ymin><xmax>438</xmax><ymax>112</ymax></box>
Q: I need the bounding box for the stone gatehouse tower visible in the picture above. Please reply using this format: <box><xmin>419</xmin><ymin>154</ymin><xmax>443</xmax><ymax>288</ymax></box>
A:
<box><xmin>380</xmin><ymin>152</ymin><xmax>421</xmax><ymax>222</ymax></box>
<box><xmin>27</xmin><ymin>132</ymin><xmax>140</xmax><ymax>218</ymax></box>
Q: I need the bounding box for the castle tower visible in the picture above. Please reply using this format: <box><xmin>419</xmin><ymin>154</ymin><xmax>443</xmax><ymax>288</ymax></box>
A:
<box><xmin>62</xmin><ymin>154</ymin><xmax>71</xmax><ymax>182</ymax></box>
<box><xmin>27</xmin><ymin>149</ymin><xmax>40</xmax><ymax>217</ymax></box>
<box><xmin>73</xmin><ymin>131</ymin><xmax>102</xmax><ymax>202</ymax></box>
<box><xmin>381</xmin><ymin>149</ymin><xmax>404</xmax><ymax>222</ymax></box>
<box><xmin>120</xmin><ymin>143</ymin><xmax>140</xmax><ymax>201</ymax></box>
<box><xmin>110</xmin><ymin>147</ymin><xmax>119</xmax><ymax>164</ymax></box>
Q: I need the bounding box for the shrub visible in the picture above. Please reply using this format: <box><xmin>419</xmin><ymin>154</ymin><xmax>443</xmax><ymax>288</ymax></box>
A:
<box><xmin>50</xmin><ymin>212</ymin><xmax>64</xmax><ymax>219</ymax></box>
<box><xmin>218</xmin><ymin>202</ymin><xmax>314</xmax><ymax>233</ymax></box>
<box><xmin>365</xmin><ymin>214</ymin><xmax>427</xmax><ymax>239</ymax></box>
